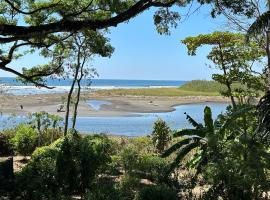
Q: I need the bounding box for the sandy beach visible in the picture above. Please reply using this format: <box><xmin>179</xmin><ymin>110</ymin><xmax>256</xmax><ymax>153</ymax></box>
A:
<box><xmin>0</xmin><ymin>92</ymin><xmax>230</xmax><ymax>117</ymax></box>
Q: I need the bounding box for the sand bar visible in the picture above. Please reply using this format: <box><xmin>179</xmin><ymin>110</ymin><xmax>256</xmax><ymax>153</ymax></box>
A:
<box><xmin>0</xmin><ymin>92</ymin><xmax>230</xmax><ymax>117</ymax></box>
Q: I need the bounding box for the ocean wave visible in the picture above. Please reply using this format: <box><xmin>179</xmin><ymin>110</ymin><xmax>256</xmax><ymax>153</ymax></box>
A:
<box><xmin>0</xmin><ymin>85</ymin><xmax>177</xmax><ymax>95</ymax></box>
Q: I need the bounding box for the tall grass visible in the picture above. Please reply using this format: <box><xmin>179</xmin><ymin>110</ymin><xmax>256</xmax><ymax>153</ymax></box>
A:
<box><xmin>179</xmin><ymin>80</ymin><xmax>225</xmax><ymax>93</ymax></box>
<box><xmin>94</xmin><ymin>80</ymin><xmax>224</xmax><ymax>96</ymax></box>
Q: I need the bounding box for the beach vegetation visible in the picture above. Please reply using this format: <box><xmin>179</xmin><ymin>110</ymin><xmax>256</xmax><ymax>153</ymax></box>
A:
<box><xmin>94</xmin><ymin>85</ymin><xmax>221</xmax><ymax>97</ymax></box>
<box><xmin>11</xmin><ymin>125</ymin><xmax>38</xmax><ymax>156</ymax></box>
<box><xmin>152</xmin><ymin>118</ymin><xmax>171</xmax><ymax>153</ymax></box>
<box><xmin>94</xmin><ymin>79</ymin><xmax>266</xmax><ymax>97</ymax></box>
<box><xmin>28</xmin><ymin>111</ymin><xmax>63</xmax><ymax>145</ymax></box>
<box><xmin>2</xmin><ymin>1</ymin><xmax>270</xmax><ymax>199</ymax></box>
<box><xmin>14</xmin><ymin>133</ymin><xmax>113</xmax><ymax>198</ymax></box>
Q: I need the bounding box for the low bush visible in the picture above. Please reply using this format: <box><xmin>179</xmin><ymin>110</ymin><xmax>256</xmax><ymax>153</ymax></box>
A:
<box><xmin>11</xmin><ymin>125</ymin><xmax>38</xmax><ymax>156</ymax></box>
<box><xmin>134</xmin><ymin>185</ymin><xmax>178</xmax><ymax>200</ymax></box>
<box><xmin>137</xmin><ymin>153</ymin><xmax>169</xmax><ymax>183</ymax></box>
<box><xmin>15</xmin><ymin>146</ymin><xmax>60</xmax><ymax>199</ymax></box>
<box><xmin>39</xmin><ymin>128</ymin><xmax>62</xmax><ymax>146</ymax></box>
<box><xmin>15</xmin><ymin>133</ymin><xmax>113</xmax><ymax>198</ymax></box>
<box><xmin>119</xmin><ymin>146</ymin><xmax>140</xmax><ymax>174</ymax></box>
<box><xmin>117</xmin><ymin>175</ymin><xmax>141</xmax><ymax>200</ymax></box>
<box><xmin>130</xmin><ymin>136</ymin><xmax>154</xmax><ymax>154</ymax></box>
<box><xmin>85</xmin><ymin>178</ymin><xmax>120</xmax><ymax>200</ymax></box>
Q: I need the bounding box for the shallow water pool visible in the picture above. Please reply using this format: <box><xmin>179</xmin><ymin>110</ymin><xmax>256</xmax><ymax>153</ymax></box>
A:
<box><xmin>0</xmin><ymin>102</ymin><xmax>228</xmax><ymax>136</ymax></box>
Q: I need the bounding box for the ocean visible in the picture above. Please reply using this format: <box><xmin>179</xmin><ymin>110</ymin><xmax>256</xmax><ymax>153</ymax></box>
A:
<box><xmin>0</xmin><ymin>77</ymin><xmax>187</xmax><ymax>95</ymax></box>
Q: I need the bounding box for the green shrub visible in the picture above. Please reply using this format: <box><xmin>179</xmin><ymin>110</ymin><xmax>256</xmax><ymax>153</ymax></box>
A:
<box><xmin>39</xmin><ymin>128</ymin><xmax>62</xmax><ymax>146</ymax></box>
<box><xmin>85</xmin><ymin>178</ymin><xmax>120</xmax><ymax>200</ymax></box>
<box><xmin>152</xmin><ymin>119</ymin><xmax>171</xmax><ymax>153</ymax></box>
<box><xmin>15</xmin><ymin>134</ymin><xmax>113</xmax><ymax>198</ymax></box>
<box><xmin>134</xmin><ymin>185</ymin><xmax>178</xmax><ymax>200</ymax></box>
<box><xmin>137</xmin><ymin>153</ymin><xmax>168</xmax><ymax>183</ymax></box>
<box><xmin>0</xmin><ymin>132</ymin><xmax>14</xmax><ymax>156</ymax></box>
<box><xmin>130</xmin><ymin>136</ymin><xmax>154</xmax><ymax>154</ymax></box>
<box><xmin>11</xmin><ymin>125</ymin><xmax>38</xmax><ymax>156</ymax></box>
<box><xmin>28</xmin><ymin>111</ymin><xmax>63</xmax><ymax>147</ymax></box>
<box><xmin>16</xmin><ymin>145</ymin><xmax>60</xmax><ymax>199</ymax></box>
<box><xmin>15</xmin><ymin>133</ymin><xmax>113</xmax><ymax>198</ymax></box>
<box><xmin>119</xmin><ymin>146</ymin><xmax>139</xmax><ymax>174</ymax></box>
<box><xmin>117</xmin><ymin>175</ymin><xmax>141</xmax><ymax>200</ymax></box>
<box><xmin>56</xmin><ymin>134</ymin><xmax>113</xmax><ymax>194</ymax></box>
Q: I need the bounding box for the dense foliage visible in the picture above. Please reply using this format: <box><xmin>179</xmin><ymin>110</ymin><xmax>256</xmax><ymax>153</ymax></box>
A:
<box><xmin>182</xmin><ymin>31</ymin><xmax>266</xmax><ymax>107</ymax></box>
<box><xmin>2</xmin><ymin>1</ymin><xmax>270</xmax><ymax>200</ymax></box>
<box><xmin>15</xmin><ymin>133</ymin><xmax>113</xmax><ymax>199</ymax></box>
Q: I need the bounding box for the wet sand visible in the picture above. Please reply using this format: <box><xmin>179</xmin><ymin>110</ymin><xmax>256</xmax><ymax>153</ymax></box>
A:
<box><xmin>0</xmin><ymin>92</ymin><xmax>230</xmax><ymax>117</ymax></box>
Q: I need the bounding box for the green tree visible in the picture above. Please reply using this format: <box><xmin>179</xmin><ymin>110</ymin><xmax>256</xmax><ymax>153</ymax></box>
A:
<box><xmin>151</xmin><ymin>118</ymin><xmax>171</xmax><ymax>153</ymax></box>
<box><xmin>44</xmin><ymin>31</ymin><xmax>113</xmax><ymax>134</ymax></box>
<box><xmin>208</xmin><ymin>1</ymin><xmax>270</xmax><ymax>145</ymax></box>
<box><xmin>182</xmin><ymin>31</ymin><xmax>265</xmax><ymax>108</ymax></box>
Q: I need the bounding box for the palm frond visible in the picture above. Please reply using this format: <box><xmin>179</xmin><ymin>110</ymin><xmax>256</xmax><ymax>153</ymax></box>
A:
<box><xmin>186</xmin><ymin>153</ymin><xmax>202</xmax><ymax>168</ymax></box>
<box><xmin>184</xmin><ymin>112</ymin><xmax>203</xmax><ymax>129</ymax></box>
<box><xmin>167</xmin><ymin>142</ymin><xmax>200</xmax><ymax>173</ymax></box>
<box><xmin>247</xmin><ymin>10</ymin><xmax>270</xmax><ymax>37</ymax></box>
<box><xmin>173</xmin><ymin>129</ymin><xmax>205</xmax><ymax>138</ymax></box>
<box><xmin>161</xmin><ymin>138</ymin><xmax>190</xmax><ymax>158</ymax></box>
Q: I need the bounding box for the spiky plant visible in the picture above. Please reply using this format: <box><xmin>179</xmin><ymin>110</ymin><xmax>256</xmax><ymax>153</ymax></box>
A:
<box><xmin>162</xmin><ymin>106</ymin><xmax>219</xmax><ymax>174</ymax></box>
<box><xmin>162</xmin><ymin>104</ymin><xmax>258</xmax><ymax>174</ymax></box>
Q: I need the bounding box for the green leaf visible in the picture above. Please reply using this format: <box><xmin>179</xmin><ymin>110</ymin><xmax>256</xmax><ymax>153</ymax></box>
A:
<box><xmin>161</xmin><ymin>138</ymin><xmax>190</xmax><ymax>158</ymax></box>
<box><xmin>173</xmin><ymin>129</ymin><xmax>205</xmax><ymax>138</ymax></box>
<box><xmin>184</xmin><ymin>112</ymin><xmax>203</xmax><ymax>129</ymax></box>
<box><xmin>166</xmin><ymin>142</ymin><xmax>200</xmax><ymax>173</ymax></box>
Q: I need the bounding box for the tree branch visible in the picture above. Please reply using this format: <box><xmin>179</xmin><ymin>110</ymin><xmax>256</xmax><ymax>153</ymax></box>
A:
<box><xmin>0</xmin><ymin>64</ymin><xmax>54</xmax><ymax>89</ymax></box>
<box><xmin>0</xmin><ymin>0</ymin><xmax>177</xmax><ymax>43</ymax></box>
<box><xmin>3</xmin><ymin>0</ymin><xmax>61</xmax><ymax>15</ymax></box>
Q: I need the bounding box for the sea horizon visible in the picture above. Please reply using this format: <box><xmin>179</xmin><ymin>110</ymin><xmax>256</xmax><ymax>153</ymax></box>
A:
<box><xmin>0</xmin><ymin>77</ymin><xmax>188</xmax><ymax>95</ymax></box>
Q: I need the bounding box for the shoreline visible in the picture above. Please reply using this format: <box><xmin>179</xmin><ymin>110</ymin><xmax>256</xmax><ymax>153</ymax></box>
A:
<box><xmin>0</xmin><ymin>92</ymin><xmax>230</xmax><ymax>117</ymax></box>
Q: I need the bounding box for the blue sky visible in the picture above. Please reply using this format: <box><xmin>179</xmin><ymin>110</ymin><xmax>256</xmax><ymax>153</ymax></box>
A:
<box><xmin>3</xmin><ymin>4</ymin><xmax>226</xmax><ymax>81</ymax></box>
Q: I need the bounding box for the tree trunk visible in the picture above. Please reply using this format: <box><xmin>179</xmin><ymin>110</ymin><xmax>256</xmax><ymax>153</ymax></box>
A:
<box><xmin>265</xmin><ymin>30</ymin><xmax>270</xmax><ymax>90</ymax></box>
<box><xmin>72</xmin><ymin>72</ymin><xmax>82</xmax><ymax>129</ymax></box>
<box><xmin>218</xmin><ymin>44</ymin><xmax>237</xmax><ymax>108</ymax></box>
<box><xmin>63</xmin><ymin>49</ymin><xmax>81</xmax><ymax>135</ymax></box>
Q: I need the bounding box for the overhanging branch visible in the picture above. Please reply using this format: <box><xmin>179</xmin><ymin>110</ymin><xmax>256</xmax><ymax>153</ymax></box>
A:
<box><xmin>0</xmin><ymin>0</ymin><xmax>178</xmax><ymax>43</ymax></box>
